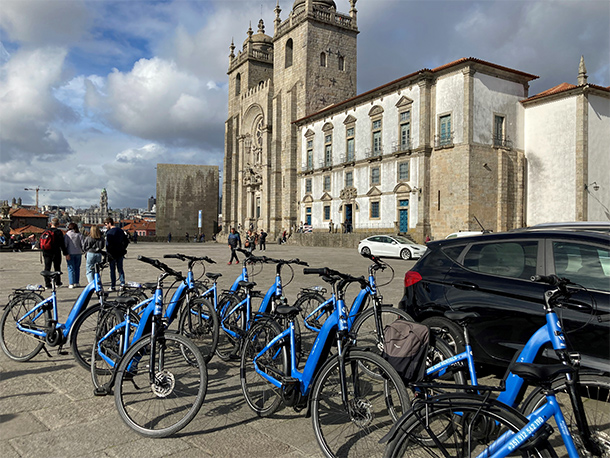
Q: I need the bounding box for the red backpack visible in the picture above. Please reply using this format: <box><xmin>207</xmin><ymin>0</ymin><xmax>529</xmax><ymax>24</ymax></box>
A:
<box><xmin>40</xmin><ymin>229</ymin><xmax>55</xmax><ymax>251</ymax></box>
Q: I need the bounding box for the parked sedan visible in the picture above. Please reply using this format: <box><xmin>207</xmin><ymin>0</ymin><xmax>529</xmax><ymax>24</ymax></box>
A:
<box><xmin>358</xmin><ymin>235</ymin><xmax>427</xmax><ymax>260</ymax></box>
<box><xmin>398</xmin><ymin>229</ymin><xmax>610</xmax><ymax>372</ymax></box>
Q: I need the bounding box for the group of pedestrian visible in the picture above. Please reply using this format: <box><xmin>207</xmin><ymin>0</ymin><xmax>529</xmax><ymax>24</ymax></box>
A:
<box><xmin>227</xmin><ymin>227</ymin><xmax>267</xmax><ymax>264</ymax></box>
<box><xmin>40</xmin><ymin>217</ymin><xmax>129</xmax><ymax>291</ymax></box>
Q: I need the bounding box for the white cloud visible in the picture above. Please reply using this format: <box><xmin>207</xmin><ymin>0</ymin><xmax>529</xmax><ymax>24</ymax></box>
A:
<box><xmin>0</xmin><ymin>47</ymin><xmax>76</xmax><ymax>162</ymax></box>
<box><xmin>0</xmin><ymin>0</ymin><xmax>89</xmax><ymax>46</ymax></box>
<box><xmin>87</xmin><ymin>56</ymin><xmax>226</xmax><ymax>148</ymax></box>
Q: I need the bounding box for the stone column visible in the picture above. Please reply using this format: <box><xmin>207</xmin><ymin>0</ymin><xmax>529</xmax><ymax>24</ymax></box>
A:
<box><xmin>575</xmin><ymin>89</ymin><xmax>588</xmax><ymax>220</ymax></box>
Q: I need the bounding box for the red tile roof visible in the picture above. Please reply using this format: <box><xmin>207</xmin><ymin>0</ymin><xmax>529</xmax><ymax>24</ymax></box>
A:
<box><xmin>10</xmin><ymin>225</ymin><xmax>47</xmax><ymax>235</ymax></box>
<box><xmin>9</xmin><ymin>208</ymin><xmax>47</xmax><ymax>218</ymax></box>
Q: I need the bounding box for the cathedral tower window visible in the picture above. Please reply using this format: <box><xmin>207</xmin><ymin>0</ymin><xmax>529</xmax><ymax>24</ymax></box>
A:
<box><xmin>338</xmin><ymin>55</ymin><xmax>345</xmax><ymax>71</ymax></box>
<box><xmin>494</xmin><ymin>114</ymin><xmax>506</xmax><ymax>147</ymax></box>
<box><xmin>235</xmin><ymin>73</ymin><xmax>241</xmax><ymax>95</ymax></box>
<box><xmin>285</xmin><ymin>39</ymin><xmax>293</xmax><ymax>68</ymax></box>
<box><xmin>320</xmin><ymin>52</ymin><xmax>327</xmax><ymax>67</ymax></box>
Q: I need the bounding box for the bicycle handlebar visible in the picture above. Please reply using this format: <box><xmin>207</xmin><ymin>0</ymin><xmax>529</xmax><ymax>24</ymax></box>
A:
<box><xmin>303</xmin><ymin>267</ymin><xmax>369</xmax><ymax>288</ymax></box>
<box><xmin>138</xmin><ymin>255</ymin><xmax>184</xmax><ymax>280</ymax></box>
<box><xmin>163</xmin><ymin>253</ymin><xmax>216</xmax><ymax>264</ymax></box>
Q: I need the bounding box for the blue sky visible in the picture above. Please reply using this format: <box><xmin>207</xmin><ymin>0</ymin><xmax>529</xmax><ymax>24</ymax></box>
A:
<box><xmin>1</xmin><ymin>0</ymin><xmax>608</xmax><ymax>210</ymax></box>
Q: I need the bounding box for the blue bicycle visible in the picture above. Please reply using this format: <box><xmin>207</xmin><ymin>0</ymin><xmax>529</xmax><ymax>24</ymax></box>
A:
<box><xmin>383</xmin><ymin>275</ymin><xmax>610</xmax><ymax>457</ymax></box>
<box><xmin>240</xmin><ymin>266</ymin><xmax>411</xmax><ymax>458</ymax></box>
<box><xmin>0</xmin><ymin>259</ymin><xmax>112</xmax><ymax>368</ymax></box>
<box><xmin>92</xmin><ymin>255</ymin><xmax>208</xmax><ymax>437</ymax></box>
<box><xmin>91</xmin><ymin>254</ymin><xmax>218</xmax><ymax>392</ymax></box>
<box><xmin>215</xmin><ymin>252</ymin><xmax>308</xmax><ymax>360</ymax></box>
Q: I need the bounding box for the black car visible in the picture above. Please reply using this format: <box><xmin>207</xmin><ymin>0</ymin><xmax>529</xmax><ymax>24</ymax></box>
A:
<box><xmin>399</xmin><ymin>229</ymin><xmax>610</xmax><ymax>372</ymax></box>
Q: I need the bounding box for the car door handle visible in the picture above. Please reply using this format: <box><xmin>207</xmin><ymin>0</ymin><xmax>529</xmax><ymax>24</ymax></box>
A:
<box><xmin>452</xmin><ymin>282</ymin><xmax>478</xmax><ymax>290</ymax></box>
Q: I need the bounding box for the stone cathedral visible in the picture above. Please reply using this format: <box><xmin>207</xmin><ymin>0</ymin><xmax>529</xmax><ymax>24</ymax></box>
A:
<box><xmin>222</xmin><ymin>0</ymin><xmax>358</xmax><ymax>236</ymax></box>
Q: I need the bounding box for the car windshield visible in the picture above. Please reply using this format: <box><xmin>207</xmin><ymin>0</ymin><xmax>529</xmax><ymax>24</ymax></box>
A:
<box><xmin>392</xmin><ymin>236</ymin><xmax>413</xmax><ymax>244</ymax></box>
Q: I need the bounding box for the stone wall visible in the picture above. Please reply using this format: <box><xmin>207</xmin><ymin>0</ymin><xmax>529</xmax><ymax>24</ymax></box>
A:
<box><xmin>156</xmin><ymin>164</ymin><xmax>219</xmax><ymax>241</ymax></box>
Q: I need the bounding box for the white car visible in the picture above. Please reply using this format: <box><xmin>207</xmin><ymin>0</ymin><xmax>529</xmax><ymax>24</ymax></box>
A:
<box><xmin>445</xmin><ymin>231</ymin><xmax>486</xmax><ymax>239</ymax></box>
<box><xmin>358</xmin><ymin>235</ymin><xmax>427</xmax><ymax>260</ymax></box>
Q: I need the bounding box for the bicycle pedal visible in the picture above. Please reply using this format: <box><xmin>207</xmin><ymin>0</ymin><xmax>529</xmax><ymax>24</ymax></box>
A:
<box><xmin>57</xmin><ymin>349</ymin><xmax>68</xmax><ymax>355</ymax></box>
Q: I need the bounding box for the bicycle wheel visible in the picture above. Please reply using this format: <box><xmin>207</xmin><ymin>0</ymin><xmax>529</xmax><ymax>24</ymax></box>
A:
<box><xmin>114</xmin><ymin>332</ymin><xmax>208</xmax><ymax>438</ymax></box>
<box><xmin>240</xmin><ymin>317</ymin><xmax>288</xmax><ymax>417</ymax></box>
<box><xmin>350</xmin><ymin>306</ymin><xmax>413</xmax><ymax>355</ymax></box>
<box><xmin>178</xmin><ymin>297</ymin><xmax>219</xmax><ymax>364</ymax></box>
<box><xmin>294</xmin><ymin>292</ymin><xmax>327</xmax><ymax>358</ymax></box>
<box><xmin>70</xmin><ymin>303</ymin><xmax>105</xmax><ymax>369</ymax></box>
<box><xmin>0</xmin><ymin>292</ymin><xmax>47</xmax><ymax>361</ymax></box>
<box><xmin>384</xmin><ymin>394</ymin><xmax>555</xmax><ymax>458</ymax></box>
<box><xmin>521</xmin><ymin>373</ymin><xmax>610</xmax><ymax>456</ymax></box>
<box><xmin>311</xmin><ymin>350</ymin><xmax>410</xmax><ymax>458</ymax></box>
<box><xmin>91</xmin><ymin>306</ymin><xmax>132</xmax><ymax>392</ymax></box>
<box><xmin>425</xmin><ymin>333</ymin><xmax>467</xmax><ymax>385</ymax></box>
<box><xmin>216</xmin><ymin>292</ymin><xmax>247</xmax><ymax>361</ymax></box>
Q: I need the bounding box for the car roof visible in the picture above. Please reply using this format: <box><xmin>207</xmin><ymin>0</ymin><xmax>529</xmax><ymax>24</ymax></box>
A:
<box><xmin>427</xmin><ymin>229</ymin><xmax>610</xmax><ymax>249</ymax></box>
<box><xmin>514</xmin><ymin>222</ymin><xmax>610</xmax><ymax>233</ymax></box>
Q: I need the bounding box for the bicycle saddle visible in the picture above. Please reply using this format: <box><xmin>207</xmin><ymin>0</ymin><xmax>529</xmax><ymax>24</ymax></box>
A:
<box><xmin>511</xmin><ymin>362</ymin><xmax>575</xmax><ymax>385</ymax></box>
<box><xmin>40</xmin><ymin>271</ymin><xmax>62</xmax><ymax>279</ymax></box>
<box><xmin>206</xmin><ymin>273</ymin><xmax>222</xmax><ymax>281</ymax></box>
<box><xmin>238</xmin><ymin>280</ymin><xmax>257</xmax><ymax>290</ymax></box>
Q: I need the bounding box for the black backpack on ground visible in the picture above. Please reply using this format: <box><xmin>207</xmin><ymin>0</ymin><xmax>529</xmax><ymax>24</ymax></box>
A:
<box><xmin>382</xmin><ymin>320</ymin><xmax>430</xmax><ymax>384</ymax></box>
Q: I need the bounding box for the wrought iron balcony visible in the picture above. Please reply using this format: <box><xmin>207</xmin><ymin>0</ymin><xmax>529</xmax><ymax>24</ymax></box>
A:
<box><xmin>392</xmin><ymin>140</ymin><xmax>411</xmax><ymax>153</ymax></box>
<box><xmin>493</xmin><ymin>136</ymin><xmax>513</xmax><ymax>149</ymax></box>
<box><xmin>434</xmin><ymin>133</ymin><xmax>454</xmax><ymax>149</ymax></box>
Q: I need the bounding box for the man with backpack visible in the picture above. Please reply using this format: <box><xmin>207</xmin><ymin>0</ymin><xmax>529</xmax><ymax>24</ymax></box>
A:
<box><xmin>40</xmin><ymin>218</ymin><xmax>68</xmax><ymax>288</ymax></box>
<box><xmin>104</xmin><ymin>217</ymin><xmax>129</xmax><ymax>291</ymax></box>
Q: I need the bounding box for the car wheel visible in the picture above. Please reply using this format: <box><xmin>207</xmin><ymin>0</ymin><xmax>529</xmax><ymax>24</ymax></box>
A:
<box><xmin>400</xmin><ymin>248</ymin><xmax>412</xmax><ymax>260</ymax></box>
<box><xmin>421</xmin><ymin>316</ymin><xmax>465</xmax><ymax>354</ymax></box>
<box><xmin>361</xmin><ymin>246</ymin><xmax>371</xmax><ymax>256</ymax></box>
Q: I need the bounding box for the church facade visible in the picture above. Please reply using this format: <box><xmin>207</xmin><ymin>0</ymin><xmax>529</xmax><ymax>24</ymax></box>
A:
<box><xmin>223</xmin><ymin>0</ymin><xmax>609</xmax><ymax>241</ymax></box>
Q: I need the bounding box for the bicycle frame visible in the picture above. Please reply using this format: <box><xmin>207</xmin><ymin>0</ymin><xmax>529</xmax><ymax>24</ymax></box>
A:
<box><xmin>253</xmin><ymin>277</ymin><xmax>369</xmax><ymax>397</ymax></box>
<box><xmin>480</xmin><ymin>394</ymin><xmax>578</xmax><ymax>458</ymax></box>
<box><xmin>16</xmin><ymin>272</ymin><xmax>103</xmax><ymax>342</ymax></box>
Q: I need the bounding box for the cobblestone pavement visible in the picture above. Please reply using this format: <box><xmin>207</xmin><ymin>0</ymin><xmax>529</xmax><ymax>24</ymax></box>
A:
<box><xmin>0</xmin><ymin>241</ymin><xmax>415</xmax><ymax>458</ymax></box>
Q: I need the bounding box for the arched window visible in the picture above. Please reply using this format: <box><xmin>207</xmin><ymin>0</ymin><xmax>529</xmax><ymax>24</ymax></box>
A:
<box><xmin>235</xmin><ymin>73</ymin><xmax>241</xmax><ymax>96</ymax></box>
<box><xmin>285</xmin><ymin>39</ymin><xmax>293</xmax><ymax>68</ymax></box>
<box><xmin>338</xmin><ymin>55</ymin><xmax>344</xmax><ymax>71</ymax></box>
<box><xmin>320</xmin><ymin>52</ymin><xmax>327</xmax><ymax>67</ymax></box>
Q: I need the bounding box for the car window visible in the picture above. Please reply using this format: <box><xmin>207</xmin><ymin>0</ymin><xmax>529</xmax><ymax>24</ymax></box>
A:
<box><xmin>552</xmin><ymin>241</ymin><xmax>610</xmax><ymax>292</ymax></box>
<box><xmin>369</xmin><ymin>236</ymin><xmax>382</xmax><ymax>243</ymax></box>
<box><xmin>441</xmin><ymin>244</ymin><xmax>467</xmax><ymax>261</ymax></box>
<box><xmin>380</xmin><ymin>236</ymin><xmax>393</xmax><ymax>244</ymax></box>
<box><xmin>463</xmin><ymin>241</ymin><xmax>538</xmax><ymax>279</ymax></box>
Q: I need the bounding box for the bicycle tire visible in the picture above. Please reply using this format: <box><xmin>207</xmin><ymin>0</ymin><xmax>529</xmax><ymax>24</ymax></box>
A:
<box><xmin>91</xmin><ymin>305</ymin><xmax>134</xmax><ymax>392</ymax></box>
<box><xmin>216</xmin><ymin>292</ymin><xmax>247</xmax><ymax>361</ymax></box>
<box><xmin>70</xmin><ymin>303</ymin><xmax>108</xmax><ymax>369</ymax></box>
<box><xmin>0</xmin><ymin>292</ymin><xmax>47</xmax><ymax>361</ymax></box>
<box><xmin>311</xmin><ymin>350</ymin><xmax>410</xmax><ymax>458</ymax></box>
<box><xmin>294</xmin><ymin>291</ymin><xmax>327</xmax><ymax>358</ymax></box>
<box><xmin>178</xmin><ymin>297</ymin><xmax>219</xmax><ymax>364</ymax></box>
<box><xmin>350</xmin><ymin>306</ymin><xmax>413</xmax><ymax>354</ymax></box>
<box><xmin>425</xmin><ymin>333</ymin><xmax>467</xmax><ymax>386</ymax></box>
<box><xmin>240</xmin><ymin>317</ymin><xmax>288</xmax><ymax>417</ymax></box>
<box><xmin>521</xmin><ymin>373</ymin><xmax>610</xmax><ymax>456</ymax></box>
<box><xmin>384</xmin><ymin>393</ymin><xmax>556</xmax><ymax>458</ymax></box>
<box><xmin>114</xmin><ymin>332</ymin><xmax>208</xmax><ymax>438</ymax></box>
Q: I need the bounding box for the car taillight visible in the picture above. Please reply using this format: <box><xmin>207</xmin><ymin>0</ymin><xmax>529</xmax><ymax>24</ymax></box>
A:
<box><xmin>404</xmin><ymin>271</ymin><xmax>422</xmax><ymax>288</ymax></box>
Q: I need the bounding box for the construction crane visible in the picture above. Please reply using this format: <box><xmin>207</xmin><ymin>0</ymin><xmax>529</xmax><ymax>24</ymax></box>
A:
<box><xmin>24</xmin><ymin>187</ymin><xmax>71</xmax><ymax>211</ymax></box>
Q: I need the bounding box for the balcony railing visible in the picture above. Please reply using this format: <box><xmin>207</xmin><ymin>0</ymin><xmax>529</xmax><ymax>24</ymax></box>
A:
<box><xmin>434</xmin><ymin>133</ymin><xmax>454</xmax><ymax>149</ymax></box>
<box><xmin>493</xmin><ymin>136</ymin><xmax>513</xmax><ymax>149</ymax></box>
<box><xmin>392</xmin><ymin>140</ymin><xmax>411</xmax><ymax>153</ymax></box>
<box><xmin>365</xmin><ymin>147</ymin><xmax>383</xmax><ymax>158</ymax></box>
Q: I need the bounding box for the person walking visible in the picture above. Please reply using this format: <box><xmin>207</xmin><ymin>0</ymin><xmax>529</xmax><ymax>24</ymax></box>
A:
<box><xmin>329</xmin><ymin>219</ymin><xmax>333</xmax><ymax>233</ymax></box>
<box><xmin>259</xmin><ymin>228</ymin><xmax>267</xmax><ymax>251</ymax></box>
<box><xmin>167</xmin><ymin>232</ymin><xmax>172</xmax><ymax>243</ymax></box>
<box><xmin>227</xmin><ymin>227</ymin><xmax>241</xmax><ymax>265</ymax></box>
<box><xmin>41</xmin><ymin>218</ymin><xmax>68</xmax><ymax>288</ymax></box>
<box><xmin>104</xmin><ymin>217</ymin><xmax>129</xmax><ymax>291</ymax></box>
<box><xmin>64</xmin><ymin>223</ymin><xmax>84</xmax><ymax>288</ymax></box>
<box><xmin>83</xmin><ymin>225</ymin><xmax>105</xmax><ymax>283</ymax></box>
<box><xmin>245</xmin><ymin>230</ymin><xmax>255</xmax><ymax>253</ymax></box>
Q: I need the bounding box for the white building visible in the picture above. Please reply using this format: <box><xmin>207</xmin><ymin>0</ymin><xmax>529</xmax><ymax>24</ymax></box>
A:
<box><xmin>295</xmin><ymin>56</ymin><xmax>609</xmax><ymax>241</ymax></box>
